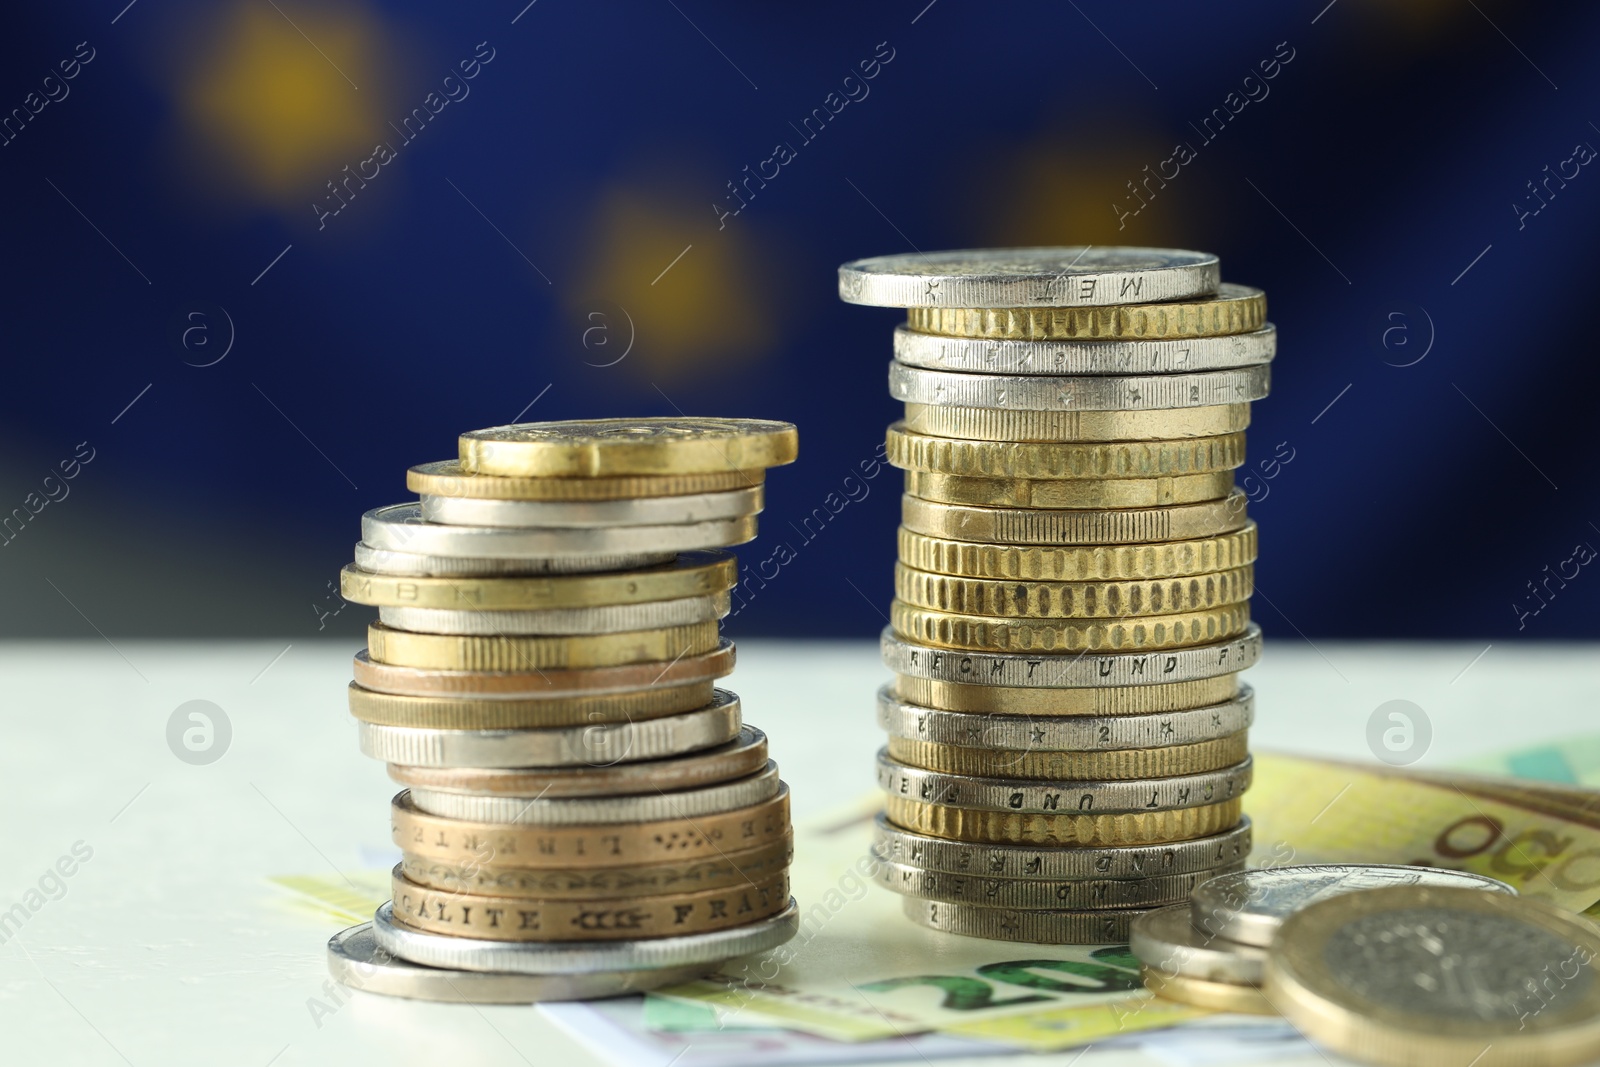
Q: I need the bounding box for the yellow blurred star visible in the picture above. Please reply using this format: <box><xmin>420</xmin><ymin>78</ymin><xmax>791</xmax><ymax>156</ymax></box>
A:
<box><xmin>175</xmin><ymin>2</ymin><xmax>395</xmax><ymax>207</ymax></box>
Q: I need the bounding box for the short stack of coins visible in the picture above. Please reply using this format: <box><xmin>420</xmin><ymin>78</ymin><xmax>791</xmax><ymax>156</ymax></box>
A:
<box><xmin>838</xmin><ymin>247</ymin><xmax>1270</xmax><ymax>943</ymax></box>
<box><xmin>325</xmin><ymin>418</ymin><xmax>802</xmax><ymax>1003</ymax></box>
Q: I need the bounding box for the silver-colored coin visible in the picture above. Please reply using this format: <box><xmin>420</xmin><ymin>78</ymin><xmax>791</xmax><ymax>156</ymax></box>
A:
<box><xmin>889</xmin><ymin>362</ymin><xmax>1271</xmax><ymax>412</ymax></box>
<box><xmin>875</xmin><ymin>685</ymin><xmax>1254</xmax><ymax>750</ymax></box>
<box><xmin>377</xmin><ymin>594</ymin><xmax>729</xmax><ymax>636</ymax></box>
<box><xmin>891</xmin><ymin>323</ymin><xmax>1277</xmax><ymax>375</ymax></box>
<box><xmin>420</xmin><ymin>487</ymin><xmax>764</xmax><ymax>528</ymax></box>
<box><xmin>406</xmin><ymin>762</ymin><xmax>780</xmax><ymax>825</ymax></box>
<box><xmin>837</xmin><ymin>247</ymin><xmax>1219</xmax><ymax>308</ymax></box>
<box><xmin>877</xmin><ymin>750</ymin><xmax>1252</xmax><ymax>815</ymax></box>
<box><xmin>353</xmin><ymin>541</ymin><xmax>674</xmax><ymax>577</ymax></box>
<box><xmin>880</xmin><ymin>625</ymin><xmax>1263</xmax><ymax>688</ymax></box>
<box><xmin>372</xmin><ymin>898</ymin><xmax>800</xmax><ymax>975</ymax></box>
<box><xmin>898</xmin><ymin>898</ymin><xmax>1150</xmax><ymax>944</ymax></box>
<box><xmin>873</xmin><ymin>814</ymin><xmax>1253</xmax><ymax>880</ymax></box>
<box><xmin>362</xmin><ymin>504</ymin><xmax>757</xmax><ymax>560</ymax></box>
<box><xmin>874</xmin><ymin>858</ymin><xmax>1242</xmax><ymax>910</ymax></box>
<box><xmin>1191</xmin><ymin>864</ymin><xmax>1516</xmax><ymax>947</ymax></box>
<box><xmin>357</xmin><ymin>690</ymin><xmax>741</xmax><ymax>768</ymax></box>
<box><xmin>1130</xmin><ymin>904</ymin><xmax>1269</xmax><ymax>986</ymax></box>
<box><xmin>327</xmin><ymin>922</ymin><xmax>713</xmax><ymax>1003</ymax></box>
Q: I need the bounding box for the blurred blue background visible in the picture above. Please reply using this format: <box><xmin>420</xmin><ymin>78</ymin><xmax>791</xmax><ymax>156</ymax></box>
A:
<box><xmin>3</xmin><ymin>0</ymin><xmax>1596</xmax><ymax>642</ymax></box>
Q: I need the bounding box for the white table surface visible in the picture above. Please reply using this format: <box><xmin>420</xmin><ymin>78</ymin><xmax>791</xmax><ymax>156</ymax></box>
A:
<box><xmin>1</xmin><ymin>637</ymin><xmax>1594</xmax><ymax>1066</ymax></box>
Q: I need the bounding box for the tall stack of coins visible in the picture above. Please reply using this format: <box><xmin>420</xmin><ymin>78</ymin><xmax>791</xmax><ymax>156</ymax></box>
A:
<box><xmin>325</xmin><ymin>418</ymin><xmax>801</xmax><ymax>1003</ymax></box>
<box><xmin>838</xmin><ymin>248</ymin><xmax>1270</xmax><ymax>943</ymax></box>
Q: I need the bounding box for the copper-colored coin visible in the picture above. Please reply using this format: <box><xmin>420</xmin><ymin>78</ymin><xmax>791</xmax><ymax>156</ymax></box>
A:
<box><xmin>351</xmin><ymin>641</ymin><xmax>735</xmax><ymax>698</ymax></box>
<box><xmin>391</xmin><ymin>788</ymin><xmax>791</xmax><ymax>869</ymax></box>
<box><xmin>390</xmin><ymin>868</ymin><xmax>790</xmax><ymax>941</ymax></box>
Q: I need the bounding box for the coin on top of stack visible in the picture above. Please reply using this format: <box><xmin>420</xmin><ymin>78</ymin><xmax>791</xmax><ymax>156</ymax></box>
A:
<box><xmin>840</xmin><ymin>247</ymin><xmax>1269</xmax><ymax>943</ymax></box>
<box><xmin>327</xmin><ymin>418</ymin><xmax>801</xmax><ymax>1003</ymax></box>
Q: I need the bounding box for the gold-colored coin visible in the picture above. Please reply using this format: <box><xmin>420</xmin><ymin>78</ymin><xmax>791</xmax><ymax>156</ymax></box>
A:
<box><xmin>885</xmin><ymin>796</ymin><xmax>1243</xmax><ymax>846</ymax></box>
<box><xmin>365</xmin><ymin>620</ymin><xmax>720</xmax><ymax>671</ymax></box>
<box><xmin>887</xmin><ymin>424</ymin><xmax>1248</xmax><ymax>479</ymax></box>
<box><xmin>397</xmin><ymin>835</ymin><xmax>793</xmax><ymax>900</ymax></box>
<box><xmin>895</xmin><ymin>563</ymin><xmax>1253</xmax><ymax>619</ymax></box>
<box><xmin>1143</xmin><ymin>967</ymin><xmax>1276</xmax><ymax>1015</ymax></box>
<box><xmin>352</xmin><ymin>641</ymin><xmax>735</xmax><ymax>698</ymax></box>
<box><xmin>907</xmin><ymin>284</ymin><xmax>1266</xmax><ymax>341</ymax></box>
<box><xmin>459</xmin><ymin>418</ymin><xmax>799</xmax><ymax>478</ymax></box>
<box><xmin>892</xmin><ymin>675</ymin><xmax>1239</xmax><ymax>715</ymax></box>
<box><xmin>340</xmin><ymin>553</ymin><xmax>737</xmax><ymax>610</ymax></box>
<box><xmin>893</xmin><ymin>600</ymin><xmax>1251</xmax><ymax>653</ymax></box>
<box><xmin>907</xmin><ymin>470</ymin><xmax>1234</xmax><ymax>509</ymax></box>
<box><xmin>347</xmin><ymin>680</ymin><xmax>716</xmax><ymax>729</ymax></box>
<box><xmin>407</xmin><ymin>460</ymin><xmax>764</xmax><ymax>500</ymax></box>
<box><xmin>886</xmin><ymin>733</ymin><xmax>1250</xmax><ymax>780</ymax></box>
<box><xmin>390</xmin><ymin>868</ymin><xmax>790</xmax><ymax>941</ymax></box>
<box><xmin>1266</xmin><ymin>886</ymin><xmax>1600</xmax><ymax>1067</ymax></box>
<box><xmin>391</xmin><ymin>788</ymin><xmax>791</xmax><ymax>869</ymax></box>
<box><xmin>904</xmin><ymin>403</ymin><xmax>1250</xmax><ymax>442</ymax></box>
<box><xmin>902</xmin><ymin>493</ymin><xmax>1248</xmax><ymax>546</ymax></box>
<box><xmin>899</xmin><ymin>524</ymin><xmax>1258</xmax><ymax>581</ymax></box>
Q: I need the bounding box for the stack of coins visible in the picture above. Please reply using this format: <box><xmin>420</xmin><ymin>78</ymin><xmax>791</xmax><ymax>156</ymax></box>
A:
<box><xmin>325</xmin><ymin>418</ymin><xmax>801</xmax><ymax>1003</ymax></box>
<box><xmin>1132</xmin><ymin>864</ymin><xmax>1515</xmax><ymax>1016</ymax></box>
<box><xmin>838</xmin><ymin>247</ymin><xmax>1270</xmax><ymax>943</ymax></box>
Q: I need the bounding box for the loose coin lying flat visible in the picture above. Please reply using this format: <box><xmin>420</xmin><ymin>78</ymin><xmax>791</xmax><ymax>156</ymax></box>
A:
<box><xmin>339</xmin><ymin>553</ymin><xmax>736</xmax><ymax>609</ymax></box>
<box><xmin>880</xmin><ymin>625</ymin><xmax>1263</xmax><ymax>688</ymax></box>
<box><xmin>399</xmin><ymin>835</ymin><xmax>793</xmax><ymax>900</ymax></box>
<box><xmin>838</xmin><ymin>247</ymin><xmax>1219</xmax><ymax>308</ymax></box>
<box><xmin>390</xmin><ymin>868</ymin><xmax>791</xmax><ymax>941</ymax></box>
<box><xmin>349</xmin><ymin>680</ymin><xmax>717</xmax><ymax>729</ymax></box>
<box><xmin>1142</xmin><ymin>967</ymin><xmax>1276</xmax><ymax>1016</ymax></box>
<box><xmin>459</xmin><ymin>418</ymin><xmax>798</xmax><ymax>478</ymax></box>
<box><xmin>1267</xmin><ymin>886</ymin><xmax>1600</xmax><ymax>1067</ymax></box>
<box><xmin>376</xmin><ymin>594</ymin><xmax>728</xmax><ymax>636</ymax></box>
<box><xmin>388</xmin><ymin>727</ymin><xmax>769</xmax><ymax>797</ymax></box>
<box><xmin>898</xmin><ymin>524</ymin><xmax>1258</xmax><ymax>582</ymax></box>
<box><xmin>327</xmin><ymin>921</ymin><xmax>714</xmax><ymax>1003</ymax></box>
<box><xmin>357</xmin><ymin>691</ymin><xmax>741</xmax><ymax>768</ymax></box>
<box><xmin>373</xmin><ymin>898</ymin><xmax>800</xmax><ymax>974</ymax></box>
<box><xmin>904</xmin><ymin>470</ymin><xmax>1236</xmax><ymax>510</ymax></box>
<box><xmin>891</xmin><ymin>599</ymin><xmax>1252</xmax><ymax>654</ymax></box>
<box><xmin>351</xmin><ymin>640</ymin><xmax>735</xmax><ymax>699</ymax></box>
<box><xmin>1191</xmin><ymin>863</ymin><xmax>1516</xmax><ymax>947</ymax></box>
<box><xmin>901</xmin><ymin>493</ymin><xmax>1249</xmax><ymax>546</ymax></box>
<box><xmin>889</xmin><ymin>363</ymin><xmax>1271</xmax><ymax>412</ymax></box>
<box><xmin>875</xmin><ymin>685</ymin><xmax>1255</xmax><ymax>749</ymax></box>
<box><xmin>906</xmin><ymin>283</ymin><xmax>1266</xmax><ymax>341</ymax></box>
<box><xmin>405</xmin><ymin>762</ymin><xmax>780</xmax><ymax>824</ymax></box>
<box><xmin>365</xmin><ymin>620</ymin><xmax>720</xmax><ymax>671</ymax></box>
<box><xmin>362</xmin><ymin>503</ymin><xmax>756</xmax><ymax>559</ymax></box>
<box><xmin>354</xmin><ymin>541</ymin><xmax>675</xmax><ymax>577</ymax></box>
<box><xmin>419</xmin><ymin>486</ymin><xmax>763</xmax><ymax>528</ymax></box>
<box><xmin>872</xmin><ymin>814</ymin><xmax>1253</xmax><ymax>879</ymax></box>
<box><xmin>392</xmin><ymin>787</ymin><xmax>791</xmax><ymax>868</ymax></box>
<box><xmin>875</xmin><ymin>858</ymin><xmax>1242</xmax><ymax>910</ymax></box>
<box><xmin>890</xmin><ymin>674</ymin><xmax>1239</xmax><ymax>716</ymax></box>
<box><xmin>885</xmin><ymin>796</ymin><xmax>1244</xmax><ymax>847</ymax></box>
<box><xmin>877</xmin><ymin>751</ymin><xmax>1252</xmax><ymax>815</ymax></box>
<box><xmin>407</xmin><ymin>459</ymin><xmax>763</xmax><ymax>501</ymax></box>
<box><xmin>886</xmin><ymin>424</ymin><xmax>1249</xmax><ymax>479</ymax></box>
<box><xmin>1131</xmin><ymin>903</ymin><xmax>1269</xmax><ymax>986</ymax></box>
<box><xmin>904</xmin><ymin>402</ymin><xmax>1250</xmax><ymax>443</ymax></box>
<box><xmin>891</xmin><ymin>323</ymin><xmax>1277</xmax><ymax>374</ymax></box>
<box><xmin>899</xmin><ymin>898</ymin><xmax>1153</xmax><ymax>945</ymax></box>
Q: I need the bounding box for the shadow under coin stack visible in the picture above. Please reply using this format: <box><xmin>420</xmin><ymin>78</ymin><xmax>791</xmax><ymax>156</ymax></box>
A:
<box><xmin>326</xmin><ymin>418</ymin><xmax>801</xmax><ymax>1003</ymax></box>
<box><xmin>838</xmin><ymin>248</ymin><xmax>1270</xmax><ymax>944</ymax></box>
